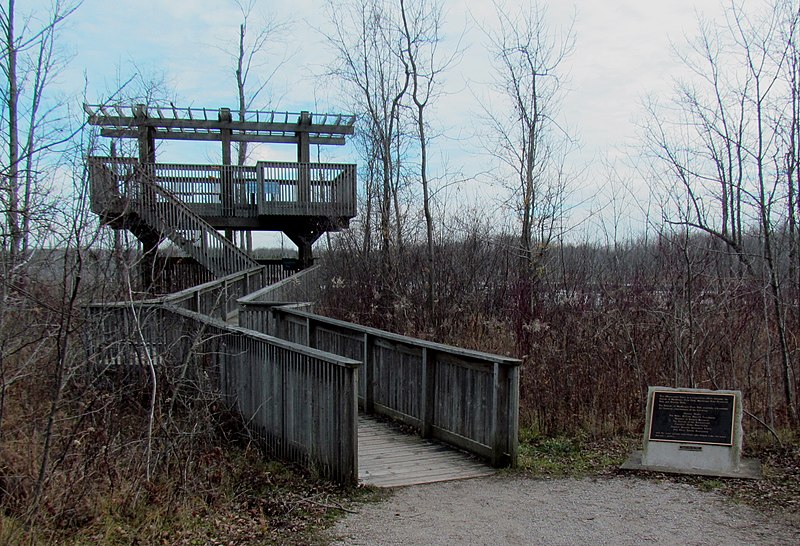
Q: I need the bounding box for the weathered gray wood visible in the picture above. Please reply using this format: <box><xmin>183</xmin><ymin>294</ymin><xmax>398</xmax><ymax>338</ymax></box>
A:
<box><xmin>364</xmin><ymin>332</ymin><xmax>375</xmax><ymax>413</ymax></box>
<box><xmin>238</xmin><ymin>265</ymin><xmax>323</xmax><ymax>305</ymax></box>
<box><xmin>85</xmin><ymin>303</ymin><xmax>361</xmax><ymax>484</ymax></box>
<box><xmin>88</xmin><ymin>157</ymin><xmax>356</xmax><ymax>223</ymax></box>
<box><xmin>491</xmin><ymin>362</ymin><xmax>504</xmax><ymax>467</ymax></box>
<box><xmin>358</xmin><ymin>415</ymin><xmax>494</xmax><ymax>488</ymax></box>
<box><xmin>269</xmin><ymin>306</ymin><xmax>521</xmax><ymax>468</ymax></box>
<box><xmin>421</xmin><ymin>348</ymin><xmax>435</xmax><ymax>438</ymax></box>
<box><xmin>508</xmin><ymin>365</ymin><xmax>520</xmax><ymax>468</ymax></box>
<box><xmin>85</xmin><ymin>104</ymin><xmax>355</xmax><ymax>141</ymax></box>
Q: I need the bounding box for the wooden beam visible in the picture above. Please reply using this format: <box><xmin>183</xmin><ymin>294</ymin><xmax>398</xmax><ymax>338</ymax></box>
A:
<box><xmin>99</xmin><ymin>129</ymin><xmax>347</xmax><ymax>145</ymax></box>
<box><xmin>364</xmin><ymin>332</ymin><xmax>375</xmax><ymax>414</ymax></box>
<box><xmin>88</xmin><ymin>115</ymin><xmax>355</xmax><ymax>135</ymax></box>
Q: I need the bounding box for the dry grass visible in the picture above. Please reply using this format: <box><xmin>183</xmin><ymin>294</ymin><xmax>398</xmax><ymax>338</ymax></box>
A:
<box><xmin>1</xmin><ymin>444</ymin><xmax>373</xmax><ymax>545</ymax></box>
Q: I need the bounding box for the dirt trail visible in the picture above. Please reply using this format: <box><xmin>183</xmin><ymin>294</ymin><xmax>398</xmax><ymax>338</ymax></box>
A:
<box><xmin>328</xmin><ymin>475</ymin><xmax>798</xmax><ymax>545</ymax></box>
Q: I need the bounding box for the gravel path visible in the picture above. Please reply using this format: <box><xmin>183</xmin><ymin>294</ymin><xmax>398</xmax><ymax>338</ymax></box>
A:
<box><xmin>328</xmin><ymin>475</ymin><xmax>799</xmax><ymax>545</ymax></box>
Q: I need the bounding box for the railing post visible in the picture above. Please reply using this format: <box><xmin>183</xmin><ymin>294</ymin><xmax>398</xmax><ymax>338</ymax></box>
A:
<box><xmin>421</xmin><ymin>348</ymin><xmax>436</xmax><ymax>438</ymax></box>
<box><xmin>347</xmin><ymin>164</ymin><xmax>356</xmax><ymax>216</ymax></box>
<box><xmin>509</xmin><ymin>364</ymin><xmax>520</xmax><ymax>468</ymax></box>
<box><xmin>221</xmin><ymin>164</ymin><xmax>233</xmax><ymax>217</ymax></box>
<box><xmin>298</xmin><ymin>162</ymin><xmax>310</xmax><ymax>208</ymax></box>
<box><xmin>363</xmin><ymin>332</ymin><xmax>374</xmax><ymax>414</ymax></box>
<box><xmin>306</xmin><ymin>316</ymin><xmax>316</xmax><ymax>348</ymax></box>
<box><xmin>491</xmin><ymin>362</ymin><xmax>509</xmax><ymax>467</ymax></box>
<box><xmin>220</xmin><ymin>341</ymin><xmax>228</xmax><ymax>404</ymax></box>
<box><xmin>256</xmin><ymin>162</ymin><xmax>265</xmax><ymax>214</ymax></box>
<box><xmin>490</xmin><ymin>362</ymin><xmax>500</xmax><ymax>467</ymax></box>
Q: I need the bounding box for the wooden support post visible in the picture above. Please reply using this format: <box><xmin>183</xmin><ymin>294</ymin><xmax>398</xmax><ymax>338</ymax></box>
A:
<box><xmin>490</xmin><ymin>362</ymin><xmax>501</xmax><ymax>467</ymax></box>
<box><xmin>297</xmin><ymin>111</ymin><xmax>311</xmax><ymax>204</ymax></box>
<box><xmin>342</xmin><ymin>363</ymin><xmax>359</xmax><ymax>484</ymax></box>
<box><xmin>271</xmin><ymin>308</ymin><xmax>284</xmax><ymax>340</ymax></box>
<box><xmin>298</xmin><ymin>240</ymin><xmax>313</xmax><ymax>269</ymax></box>
<box><xmin>421</xmin><ymin>348</ymin><xmax>436</xmax><ymax>438</ymax></box>
<box><xmin>220</xmin><ymin>108</ymin><xmax>232</xmax><ymax>164</ymax></box>
<box><xmin>219</xmin><ymin>108</ymin><xmax>234</xmax><ymax>228</ymax></box>
<box><xmin>219</xmin><ymin>342</ymin><xmax>228</xmax><ymax>402</ymax></box>
<box><xmin>297</xmin><ymin>111</ymin><xmax>311</xmax><ymax>163</ymax></box>
<box><xmin>363</xmin><ymin>333</ymin><xmax>374</xmax><ymax>414</ymax></box>
<box><xmin>508</xmin><ymin>365</ymin><xmax>520</xmax><ymax>468</ymax></box>
<box><xmin>306</xmin><ymin>316</ymin><xmax>316</xmax><ymax>348</ymax></box>
<box><xmin>221</xmin><ymin>279</ymin><xmax>228</xmax><ymax>321</ymax></box>
<box><xmin>256</xmin><ymin>161</ymin><xmax>265</xmax><ymax>214</ymax></box>
<box><xmin>490</xmin><ymin>362</ymin><xmax>509</xmax><ymax>467</ymax></box>
<box><xmin>134</xmin><ymin>104</ymin><xmax>155</xmax><ymax>164</ymax></box>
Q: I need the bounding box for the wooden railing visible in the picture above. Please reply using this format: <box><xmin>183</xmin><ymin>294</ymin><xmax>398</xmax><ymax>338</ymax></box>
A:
<box><xmin>238</xmin><ymin>265</ymin><xmax>324</xmax><ymax>333</ymax></box>
<box><xmin>88</xmin><ymin>156</ymin><xmax>137</xmax><ymax>215</ymax></box>
<box><xmin>240</xmin><ymin>304</ymin><xmax>521</xmax><ymax>467</ymax></box>
<box><xmin>257</xmin><ymin>162</ymin><xmax>356</xmax><ymax>217</ymax></box>
<box><xmin>84</xmin><ymin>302</ymin><xmax>360</xmax><ymax>484</ymax></box>
<box><xmin>154</xmin><ymin>257</ymin><xmax>302</xmax><ymax>295</ymax></box>
<box><xmin>163</xmin><ymin>265</ymin><xmax>268</xmax><ymax>321</ymax></box>
<box><xmin>113</xmin><ymin>265</ymin><xmax>269</xmax><ymax>322</ymax></box>
<box><xmin>148</xmin><ymin>163</ymin><xmax>259</xmax><ymax>217</ymax></box>
<box><xmin>88</xmin><ymin>157</ymin><xmax>357</xmax><ymax>220</ymax></box>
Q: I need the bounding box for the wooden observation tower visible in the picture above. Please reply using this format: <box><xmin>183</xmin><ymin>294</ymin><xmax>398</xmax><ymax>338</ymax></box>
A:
<box><xmin>85</xmin><ymin>104</ymin><xmax>356</xmax><ymax>291</ymax></box>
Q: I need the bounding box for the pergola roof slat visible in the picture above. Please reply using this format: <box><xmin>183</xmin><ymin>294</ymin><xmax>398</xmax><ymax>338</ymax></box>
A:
<box><xmin>85</xmin><ymin>103</ymin><xmax>355</xmax><ymax>146</ymax></box>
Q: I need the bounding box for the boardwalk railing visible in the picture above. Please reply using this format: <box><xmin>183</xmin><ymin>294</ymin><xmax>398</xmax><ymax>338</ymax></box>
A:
<box><xmin>240</xmin><ymin>304</ymin><xmax>521</xmax><ymax>467</ymax></box>
<box><xmin>84</xmin><ymin>302</ymin><xmax>360</xmax><ymax>484</ymax></box>
<box><xmin>88</xmin><ymin>157</ymin><xmax>356</xmax><ymax>220</ymax></box>
<box><xmin>238</xmin><ymin>265</ymin><xmax>324</xmax><ymax>333</ymax></box>
<box><xmin>154</xmin><ymin>257</ymin><xmax>302</xmax><ymax>295</ymax></box>
<box><xmin>116</xmin><ymin>265</ymin><xmax>268</xmax><ymax>321</ymax></box>
<box><xmin>163</xmin><ymin>265</ymin><xmax>269</xmax><ymax>321</ymax></box>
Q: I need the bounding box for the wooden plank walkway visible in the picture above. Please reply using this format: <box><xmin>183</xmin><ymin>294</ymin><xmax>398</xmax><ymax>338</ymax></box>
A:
<box><xmin>358</xmin><ymin>414</ymin><xmax>495</xmax><ymax>488</ymax></box>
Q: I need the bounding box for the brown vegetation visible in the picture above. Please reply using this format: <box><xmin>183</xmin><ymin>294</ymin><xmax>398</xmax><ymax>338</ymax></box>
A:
<box><xmin>318</xmin><ymin>229</ymin><xmax>799</xmax><ymax>437</ymax></box>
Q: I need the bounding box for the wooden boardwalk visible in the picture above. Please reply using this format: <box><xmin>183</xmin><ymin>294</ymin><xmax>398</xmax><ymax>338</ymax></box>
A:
<box><xmin>358</xmin><ymin>415</ymin><xmax>495</xmax><ymax>488</ymax></box>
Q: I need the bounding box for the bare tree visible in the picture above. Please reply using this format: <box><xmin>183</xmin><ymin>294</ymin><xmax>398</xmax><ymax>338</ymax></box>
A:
<box><xmin>399</xmin><ymin>0</ymin><xmax>453</xmax><ymax>322</ymax></box>
<box><xmin>1</xmin><ymin>0</ymin><xmax>81</xmax><ymax>269</ymax></box>
<box><xmin>483</xmin><ymin>1</ymin><xmax>576</xmax><ymax>274</ymax></box>
<box><xmin>324</xmin><ymin>0</ymin><xmax>411</xmax><ymax>266</ymax></box>
<box><xmin>228</xmin><ymin>0</ymin><xmax>290</xmax><ymax>166</ymax></box>
<box><xmin>644</xmin><ymin>0</ymin><xmax>800</xmax><ymax>423</ymax></box>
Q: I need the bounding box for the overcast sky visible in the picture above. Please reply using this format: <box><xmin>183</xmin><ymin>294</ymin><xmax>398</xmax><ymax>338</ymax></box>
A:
<box><xmin>31</xmin><ymin>0</ymin><xmax>732</xmax><ymax>239</ymax></box>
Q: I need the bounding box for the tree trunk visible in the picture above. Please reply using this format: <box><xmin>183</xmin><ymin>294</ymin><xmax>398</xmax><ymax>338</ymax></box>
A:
<box><xmin>6</xmin><ymin>0</ymin><xmax>21</xmax><ymax>266</ymax></box>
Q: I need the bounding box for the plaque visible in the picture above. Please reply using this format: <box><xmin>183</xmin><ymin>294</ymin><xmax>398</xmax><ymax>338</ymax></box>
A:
<box><xmin>648</xmin><ymin>390</ymin><xmax>735</xmax><ymax>446</ymax></box>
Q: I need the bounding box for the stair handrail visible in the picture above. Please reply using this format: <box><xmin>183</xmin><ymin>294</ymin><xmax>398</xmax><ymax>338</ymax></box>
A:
<box><xmin>131</xmin><ymin>163</ymin><xmax>259</xmax><ymax>278</ymax></box>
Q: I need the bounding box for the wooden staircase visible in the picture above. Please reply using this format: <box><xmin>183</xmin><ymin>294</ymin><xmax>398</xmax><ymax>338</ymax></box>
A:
<box><xmin>134</xmin><ymin>168</ymin><xmax>260</xmax><ymax>277</ymax></box>
<box><xmin>90</xmin><ymin>158</ymin><xmax>259</xmax><ymax>278</ymax></box>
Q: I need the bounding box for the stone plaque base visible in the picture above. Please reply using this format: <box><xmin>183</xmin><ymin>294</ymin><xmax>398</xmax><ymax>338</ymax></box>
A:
<box><xmin>623</xmin><ymin>386</ymin><xmax>762</xmax><ymax>479</ymax></box>
<box><xmin>621</xmin><ymin>450</ymin><xmax>762</xmax><ymax>479</ymax></box>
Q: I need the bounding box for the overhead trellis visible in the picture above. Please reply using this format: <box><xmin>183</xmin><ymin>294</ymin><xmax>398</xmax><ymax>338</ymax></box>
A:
<box><xmin>84</xmin><ymin>104</ymin><xmax>356</xmax><ymax>145</ymax></box>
